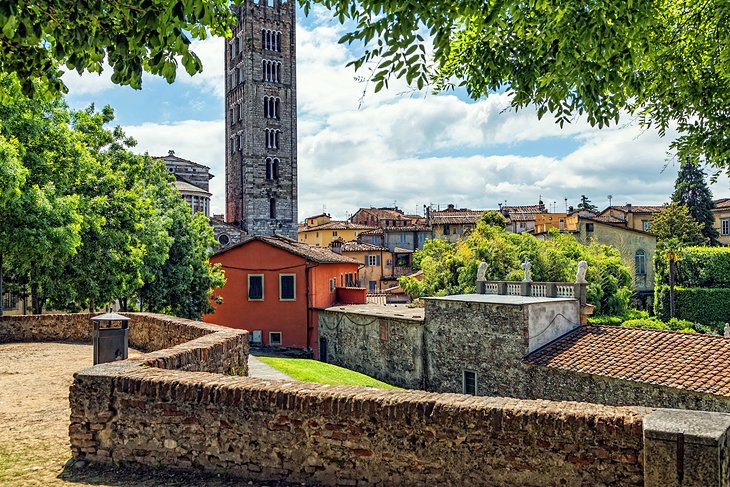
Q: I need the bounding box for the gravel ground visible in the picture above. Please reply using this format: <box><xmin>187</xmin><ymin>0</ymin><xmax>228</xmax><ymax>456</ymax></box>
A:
<box><xmin>0</xmin><ymin>342</ymin><xmax>293</xmax><ymax>487</ymax></box>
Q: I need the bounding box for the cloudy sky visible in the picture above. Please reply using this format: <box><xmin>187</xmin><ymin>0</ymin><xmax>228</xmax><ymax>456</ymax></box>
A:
<box><xmin>62</xmin><ymin>5</ymin><xmax>730</xmax><ymax>221</ymax></box>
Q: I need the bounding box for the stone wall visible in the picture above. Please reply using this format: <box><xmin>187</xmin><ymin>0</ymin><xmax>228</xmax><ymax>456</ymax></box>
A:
<box><xmin>319</xmin><ymin>296</ymin><xmax>730</xmax><ymax>413</ymax></box>
<box><xmin>70</xmin><ymin>366</ymin><xmax>648</xmax><ymax>486</ymax></box>
<box><xmin>0</xmin><ymin>312</ymin><xmax>249</xmax><ymax>376</ymax></box>
<box><xmin>319</xmin><ymin>310</ymin><xmax>424</xmax><ymax>389</ymax></box>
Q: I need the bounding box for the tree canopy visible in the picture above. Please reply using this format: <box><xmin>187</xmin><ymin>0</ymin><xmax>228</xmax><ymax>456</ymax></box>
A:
<box><xmin>672</xmin><ymin>161</ymin><xmax>718</xmax><ymax>245</ymax></box>
<box><xmin>649</xmin><ymin>203</ymin><xmax>706</xmax><ymax>246</ymax></box>
<box><xmin>302</xmin><ymin>0</ymin><xmax>730</xmax><ymax>172</ymax></box>
<box><xmin>0</xmin><ymin>0</ymin><xmax>237</xmax><ymax>96</ymax></box>
<box><xmin>400</xmin><ymin>221</ymin><xmax>632</xmax><ymax>316</ymax></box>
<box><xmin>0</xmin><ymin>74</ymin><xmax>224</xmax><ymax>317</ymax></box>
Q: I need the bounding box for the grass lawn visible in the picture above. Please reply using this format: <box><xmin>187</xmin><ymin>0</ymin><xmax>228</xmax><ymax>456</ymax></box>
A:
<box><xmin>256</xmin><ymin>357</ymin><xmax>399</xmax><ymax>389</ymax></box>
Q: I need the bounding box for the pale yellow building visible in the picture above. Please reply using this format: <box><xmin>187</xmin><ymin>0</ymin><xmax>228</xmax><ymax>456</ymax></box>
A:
<box><xmin>597</xmin><ymin>204</ymin><xmax>665</xmax><ymax>233</ymax></box>
<box><xmin>712</xmin><ymin>198</ymin><xmax>730</xmax><ymax>246</ymax></box>
<box><xmin>329</xmin><ymin>240</ymin><xmax>394</xmax><ymax>292</ymax></box>
<box><xmin>299</xmin><ymin>214</ymin><xmax>375</xmax><ymax>247</ymax></box>
<box><xmin>560</xmin><ymin>214</ymin><xmax>657</xmax><ymax>295</ymax></box>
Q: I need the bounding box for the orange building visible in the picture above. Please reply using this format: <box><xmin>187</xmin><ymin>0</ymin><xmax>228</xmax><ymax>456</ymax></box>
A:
<box><xmin>203</xmin><ymin>236</ymin><xmax>362</xmax><ymax>357</ymax></box>
<box><xmin>534</xmin><ymin>212</ymin><xmax>568</xmax><ymax>233</ymax></box>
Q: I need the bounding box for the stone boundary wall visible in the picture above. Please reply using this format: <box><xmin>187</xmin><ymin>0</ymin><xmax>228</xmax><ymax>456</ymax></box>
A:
<box><xmin>0</xmin><ymin>311</ymin><xmax>249</xmax><ymax>376</ymax></box>
<box><xmin>70</xmin><ymin>366</ymin><xmax>648</xmax><ymax>486</ymax></box>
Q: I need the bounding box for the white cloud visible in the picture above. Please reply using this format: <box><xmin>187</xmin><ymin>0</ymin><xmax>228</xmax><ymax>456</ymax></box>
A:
<box><xmin>122</xmin><ymin>120</ymin><xmax>226</xmax><ymax>215</ymax></box>
<box><xmin>71</xmin><ymin>12</ymin><xmax>730</xmax><ymax>223</ymax></box>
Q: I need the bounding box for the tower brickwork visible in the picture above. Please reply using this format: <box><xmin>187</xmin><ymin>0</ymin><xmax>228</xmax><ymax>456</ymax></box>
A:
<box><xmin>225</xmin><ymin>0</ymin><xmax>297</xmax><ymax>239</ymax></box>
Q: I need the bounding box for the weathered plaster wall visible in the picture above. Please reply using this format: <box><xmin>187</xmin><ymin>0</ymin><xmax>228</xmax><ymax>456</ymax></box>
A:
<box><xmin>318</xmin><ymin>310</ymin><xmax>424</xmax><ymax>389</ymax></box>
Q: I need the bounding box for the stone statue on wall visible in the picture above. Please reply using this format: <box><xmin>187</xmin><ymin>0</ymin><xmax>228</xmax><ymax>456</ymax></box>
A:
<box><xmin>477</xmin><ymin>262</ymin><xmax>489</xmax><ymax>281</ymax></box>
<box><xmin>521</xmin><ymin>257</ymin><xmax>532</xmax><ymax>282</ymax></box>
<box><xmin>576</xmin><ymin>260</ymin><xmax>588</xmax><ymax>284</ymax></box>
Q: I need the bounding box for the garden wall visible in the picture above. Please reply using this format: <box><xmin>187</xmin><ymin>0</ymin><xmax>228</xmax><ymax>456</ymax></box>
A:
<box><xmin>71</xmin><ymin>366</ymin><xmax>647</xmax><ymax>486</ymax></box>
<box><xmin>4</xmin><ymin>312</ymin><xmax>730</xmax><ymax>485</ymax></box>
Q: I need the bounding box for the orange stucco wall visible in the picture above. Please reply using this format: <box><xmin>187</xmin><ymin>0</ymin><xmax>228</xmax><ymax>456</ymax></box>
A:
<box><xmin>203</xmin><ymin>240</ymin><xmax>360</xmax><ymax>356</ymax></box>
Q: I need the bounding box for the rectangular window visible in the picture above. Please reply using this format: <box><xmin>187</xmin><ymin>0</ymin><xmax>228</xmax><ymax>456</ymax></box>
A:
<box><xmin>642</xmin><ymin>220</ymin><xmax>650</xmax><ymax>232</ymax></box>
<box><xmin>329</xmin><ymin>278</ymin><xmax>336</xmax><ymax>293</ymax></box>
<box><xmin>463</xmin><ymin>370</ymin><xmax>477</xmax><ymax>396</ymax></box>
<box><xmin>332</xmin><ymin>231</ymin><xmax>338</xmax><ymax>236</ymax></box>
<box><xmin>399</xmin><ymin>233</ymin><xmax>407</xmax><ymax>243</ymax></box>
<box><xmin>586</xmin><ymin>223</ymin><xmax>594</xmax><ymax>232</ymax></box>
<box><xmin>248</xmin><ymin>274</ymin><xmax>264</xmax><ymax>301</ymax></box>
<box><xmin>366</xmin><ymin>255</ymin><xmax>380</xmax><ymax>266</ymax></box>
<box><xmin>279</xmin><ymin>274</ymin><xmax>296</xmax><ymax>301</ymax></box>
<box><xmin>369</xmin><ymin>280</ymin><xmax>376</xmax><ymax>292</ymax></box>
<box><xmin>443</xmin><ymin>224</ymin><xmax>450</xmax><ymax>235</ymax></box>
<box><xmin>722</xmin><ymin>218</ymin><xmax>730</xmax><ymax>236</ymax></box>
<box><xmin>269</xmin><ymin>331</ymin><xmax>282</xmax><ymax>346</ymax></box>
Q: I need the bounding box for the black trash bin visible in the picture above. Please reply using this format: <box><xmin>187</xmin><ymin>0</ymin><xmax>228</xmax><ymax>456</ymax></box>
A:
<box><xmin>91</xmin><ymin>311</ymin><xmax>129</xmax><ymax>365</ymax></box>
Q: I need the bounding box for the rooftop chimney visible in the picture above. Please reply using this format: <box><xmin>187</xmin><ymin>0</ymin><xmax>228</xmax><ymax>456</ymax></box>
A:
<box><xmin>626</xmin><ymin>203</ymin><xmax>632</xmax><ymax>213</ymax></box>
<box><xmin>168</xmin><ymin>149</ymin><xmax>175</xmax><ymax>156</ymax></box>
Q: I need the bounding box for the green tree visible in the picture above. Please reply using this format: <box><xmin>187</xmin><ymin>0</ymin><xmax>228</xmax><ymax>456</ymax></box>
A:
<box><xmin>0</xmin><ymin>0</ymin><xmax>238</xmax><ymax>96</ymax></box>
<box><xmin>659</xmin><ymin>238</ymin><xmax>683</xmax><ymax>319</ymax></box>
<box><xmin>576</xmin><ymin>195</ymin><xmax>597</xmax><ymax>212</ymax></box>
<box><xmin>479</xmin><ymin>210</ymin><xmax>507</xmax><ymax>228</ymax></box>
<box><xmin>401</xmin><ymin>223</ymin><xmax>632</xmax><ymax>316</ymax></box>
<box><xmin>302</xmin><ymin>0</ymin><xmax>730</xmax><ymax>172</ymax></box>
<box><xmin>0</xmin><ymin>73</ymin><xmax>224</xmax><ymax>318</ymax></box>
<box><xmin>671</xmin><ymin>161</ymin><xmax>718</xmax><ymax>245</ymax></box>
<box><xmin>649</xmin><ymin>203</ymin><xmax>706</xmax><ymax>246</ymax></box>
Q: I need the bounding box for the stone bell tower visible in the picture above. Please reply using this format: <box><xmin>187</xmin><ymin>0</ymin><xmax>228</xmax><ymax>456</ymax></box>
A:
<box><xmin>225</xmin><ymin>0</ymin><xmax>297</xmax><ymax>239</ymax></box>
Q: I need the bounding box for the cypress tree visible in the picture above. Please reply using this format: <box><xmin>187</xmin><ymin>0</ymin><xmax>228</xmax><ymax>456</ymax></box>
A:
<box><xmin>671</xmin><ymin>161</ymin><xmax>718</xmax><ymax>245</ymax></box>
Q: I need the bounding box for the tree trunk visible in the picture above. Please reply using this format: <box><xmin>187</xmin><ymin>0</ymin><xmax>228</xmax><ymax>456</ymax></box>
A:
<box><xmin>30</xmin><ymin>279</ymin><xmax>42</xmax><ymax>315</ymax></box>
<box><xmin>669</xmin><ymin>260</ymin><xmax>676</xmax><ymax>319</ymax></box>
<box><xmin>0</xmin><ymin>253</ymin><xmax>4</xmax><ymax>317</ymax></box>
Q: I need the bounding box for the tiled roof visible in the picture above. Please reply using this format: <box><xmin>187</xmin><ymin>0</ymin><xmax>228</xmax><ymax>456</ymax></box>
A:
<box><xmin>360</xmin><ymin>228</ymin><xmax>384</xmax><ymax>236</ymax></box>
<box><xmin>713</xmin><ymin>198</ymin><xmax>730</xmax><ymax>210</ymax></box>
<box><xmin>592</xmin><ymin>215</ymin><xmax>626</xmax><ymax>224</ymax></box>
<box><xmin>337</xmin><ymin>241</ymin><xmax>389</xmax><ymax>252</ymax></box>
<box><xmin>383</xmin><ymin>225</ymin><xmax>431</xmax><ymax>232</ymax></box>
<box><xmin>508</xmin><ymin>213</ymin><xmax>537</xmax><ymax>222</ymax></box>
<box><xmin>430</xmin><ymin>211</ymin><xmax>483</xmax><ymax>225</ymax></box>
<box><xmin>173</xmin><ymin>180</ymin><xmax>211</xmax><ymax>196</ymax></box>
<box><xmin>217</xmin><ymin>235</ymin><xmax>360</xmax><ymax>264</ymax></box>
<box><xmin>299</xmin><ymin>221</ymin><xmax>376</xmax><ymax>232</ymax></box>
<box><xmin>605</xmin><ymin>205</ymin><xmax>666</xmax><ymax>214</ymax></box>
<box><xmin>352</xmin><ymin>208</ymin><xmax>409</xmax><ymax>220</ymax></box>
<box><xmin>153</xmin><ymin>152</ymin><xmax>210</xmax><ymax>170</ymax></box>
<box><xmin>525</xmin><ymin>326</ymin><xmax>730</xmax><ymax>396</ymax></box>
<box><xmin>503</xmin><ymin>205</ymin><xmax>543</xmax><ymax>214</ymax></box>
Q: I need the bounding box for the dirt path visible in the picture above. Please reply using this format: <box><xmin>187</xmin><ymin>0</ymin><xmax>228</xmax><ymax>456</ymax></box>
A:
<box><xmin>0</xmin><ymin>342</ymin><xmax>283</xmax><ymax>486</ymax></box>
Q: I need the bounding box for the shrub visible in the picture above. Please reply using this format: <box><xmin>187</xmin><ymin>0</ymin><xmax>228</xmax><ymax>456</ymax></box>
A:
<box><xmin>587</xmin><ymin>315</ymin><xmax>624</xmax><ymax>326</ymax></box>
<box><xmin>621</xmin><ymin>318</ymin><xmax>670</xmax><ymax>330</ymax></box>
<box><xmin>655</xmin><ymin>246</ymin><xmax>730</xmax><ymax>288</ymax></box>
<box><xmin>655</xmin><ymin>286</ymin><xmax>730</xmax><ymax>324</ymax></box>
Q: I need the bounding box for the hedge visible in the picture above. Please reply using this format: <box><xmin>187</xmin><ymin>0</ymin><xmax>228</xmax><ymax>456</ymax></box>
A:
<box><xmin>655</xmin><ymin>246</ymin><xmax>730</xmax><ymax>288</ymax></box>
<box><xmin>655</xmin><ymin>285</ymin><xmax>730</xmax><ymax>324</ymax></box>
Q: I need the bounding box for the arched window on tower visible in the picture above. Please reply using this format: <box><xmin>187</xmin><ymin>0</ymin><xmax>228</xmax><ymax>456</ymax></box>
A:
<box><xmin>275</xmin><ymin>98</ymin><xmax>280</xmax><ymax>119</ymax></box>
<box><xmin>276</xmin><ymin>32</ymin><xmax>281</xmax><ymax>52</ymax></box>
<box><xmin>269</xmin><ymin>198</ymin><xmax>277</xmax><ymax>219</ymax></box>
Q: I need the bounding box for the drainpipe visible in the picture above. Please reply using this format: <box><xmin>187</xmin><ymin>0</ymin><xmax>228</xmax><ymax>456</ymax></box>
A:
<box><xmin>305</xmin><ymin>260</ymin><xmax>319</xmax><ymax>354</ymax></box>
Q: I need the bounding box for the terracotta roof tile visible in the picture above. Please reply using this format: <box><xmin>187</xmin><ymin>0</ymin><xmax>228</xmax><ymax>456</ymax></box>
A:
<box><xmin>299</xmin><ymin>221</ymin><xmax>376</xmax><ymax>232</ymax></box>
<box><xmin>336</xmin><ymin>241</ymin><xmax>389</xmax><ymax>252</ymax></box>
<box><xmin>525</xmin><ymin>326</ymin><xmax>730</xmax><ymax>396</ymax></box>
<box><xmin>216</xmin><ymin>235</ymin><xmax>360</xmax><ymax>264</ymax></box>
<box><xmin>503</xmin><ymin>205</ymin><xmax>543</xmax><ymax>214</ymax></box>
<box><xmin>713</xmin><ymin>198</ymin><xmax>730</xmax><ymax>210</ymax></box>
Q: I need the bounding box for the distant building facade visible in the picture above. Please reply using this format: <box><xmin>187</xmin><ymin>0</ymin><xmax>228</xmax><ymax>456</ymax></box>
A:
<box><xmin>154</xmin><ymin>150</ymin><xmax>214</xmax><ymax>217</ymax></box>
<box><xmin>298</xmin><ymin>213</ymin><xmax>375</xmax><ymax>247</ymax></box>
<box><xmin>204</xmin><ymin>236</ymin><xmax>361</xmax><ymax>357</ymax></box>
<box><xmin>225</xmin><ymin>0</ymin><xmax>298</xmax><ymax>238</ymax></box>
<box><xmin>713</xmin><ymin>198</ymin><xmax>730</xmax><ymax>245</ymax></box>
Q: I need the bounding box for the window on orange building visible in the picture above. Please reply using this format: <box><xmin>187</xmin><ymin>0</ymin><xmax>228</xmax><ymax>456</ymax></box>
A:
<box><xmin>269</xmin><ymin>331</ymin><xmax>282</xmax><ymax>345</ymax></box>
<box><xmin>279</xmin><ymin>274</ymin><xmax>295</xmax><ymax>300</ymax></box>
<box><xmin>248</xmin><ymin>275</ymin><xmax>264</xmax><ymax>300</ymax></box>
